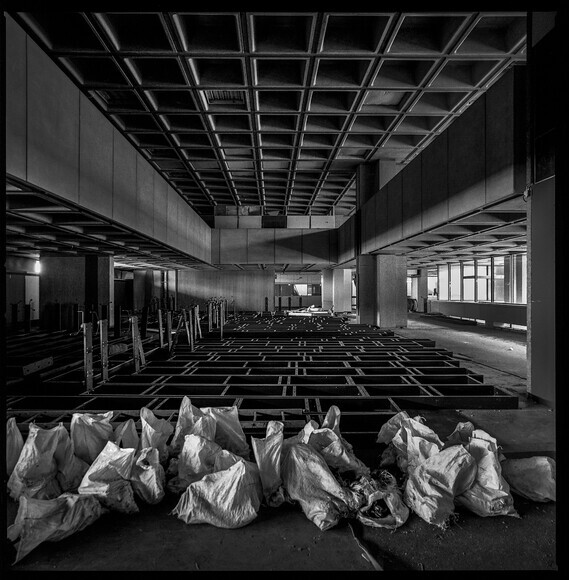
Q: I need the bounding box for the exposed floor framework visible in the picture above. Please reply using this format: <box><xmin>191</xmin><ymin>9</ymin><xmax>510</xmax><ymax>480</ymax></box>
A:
<box><xmin>6</xmin><ymin>314</ymin><xmax>518</xmax><ymax>436</ymax></box>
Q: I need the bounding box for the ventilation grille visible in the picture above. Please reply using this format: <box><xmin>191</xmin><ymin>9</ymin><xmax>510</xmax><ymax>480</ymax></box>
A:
<box><xmin>205</xmin><ymin>90</ymin><xmax>246</xmax><ymax>105</ymax></box>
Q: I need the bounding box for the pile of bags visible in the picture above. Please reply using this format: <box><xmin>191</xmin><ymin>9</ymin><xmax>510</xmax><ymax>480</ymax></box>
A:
<box><xmin>5</xmin><ymin>404</ymin><xmax>556</xmax><ymax>564</ymax></box>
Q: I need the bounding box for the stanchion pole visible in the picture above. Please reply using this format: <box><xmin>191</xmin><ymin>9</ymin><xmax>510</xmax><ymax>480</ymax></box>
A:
<box><xmin>83</xmin><ymin>321</ymin><xmax>94</xmax><ymax>392</ymax></box>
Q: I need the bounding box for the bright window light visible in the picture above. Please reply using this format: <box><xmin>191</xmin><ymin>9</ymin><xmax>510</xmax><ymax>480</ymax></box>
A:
<box><xmin>34</xmin><ymin>260</ymin><xmax>41</xmax><ymax>274</ymax></box>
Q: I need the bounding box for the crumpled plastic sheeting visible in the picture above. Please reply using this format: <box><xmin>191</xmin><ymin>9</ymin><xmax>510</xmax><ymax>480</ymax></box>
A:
<box><xmin>501</xmin><ymin>456</ymin><xmax>556</xmax><ymax>502</ymax></box>
<box><xmin>169</xmin><ymin>397</ymin><xmax>216</xmax><ymax>456</ymax></box>
<box><xmin>78</xmin><ymin>441</ymin><xmax>138</xmax><ymax>514</ymax></box>
<box><xmin>6</xmin><ymin>417</ymin><xmax>24</xmax><ymax>478</ymax></box>
<box><xmin>171</xmin><ymin>459</ymin><xmax>263</xmax><ymax>529</ymax></box>
<box><xmin>281</xmin><ymin>442</ymin><xmax>361</xmax><ymax>531</ymax></box>
<box><xmin>404</xmin><ymin>444</ymin><xmax>477</xmax><ymax>528</ymax></box>
<box><xmin>7</xmin><ymin>493</ymin><xmax>106</xmax><ymax>564</ymax></box>
<box><xmin>251</xmin><ymin>421</ymin><xmax>286</xmax><ymax>507</ymax></box>
<box><xmin>201</xmin><ymin>405</ymin><xmax>250</xmax><ymax>460</ymax></box>
<box><xmin>114</xmin><ymin>418</ymin><xmax>140</xmax><ymax>451</ymax></box>
<box><xmin>71</xmin><ymin>411</ymin><xmax>114</xmax><ymax>465</ymax></box>
<box><xmin>350</xmin><ymin>471</ymin><xmax>409</xmax><ymax>530</ymax></box>
<box><xmin>455</xmin><ymin>430</ymin><xmax>518</xmax><ymax>518</ymax></box>
<box><xmin>140</xmin><ymin>407</ymin><xmax>174</xmax><ymax>464</ymax></box>
<box><xmin>130</xmin><ymin>447</ymin><xmax>166</xmax><ymax>505</ymax></box>
<box><xmin>306</xmin><ymin>406</ymin><xmax>370</xmax><ymax>477</ymax></box>
<box><xmin>52</xmin><ymin>424</ymin><xmax>90</xmax><ymax>494</ymax></box>
<box><xmin>7</xmin><ymin>423</ymin><xmax>88</xmax><ymax>501</ymax></box>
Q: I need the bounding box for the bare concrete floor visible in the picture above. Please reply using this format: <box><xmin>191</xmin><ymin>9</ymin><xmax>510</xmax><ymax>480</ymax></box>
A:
<box><xmin>4</xmin><ymin>313</ymin><xmax>559</xmax><ymax>572</ymax></box>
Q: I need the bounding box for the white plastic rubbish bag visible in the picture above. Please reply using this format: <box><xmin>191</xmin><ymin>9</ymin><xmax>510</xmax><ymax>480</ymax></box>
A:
<box><xmin>307</xmin><ymin>406</ymin><xmax>370</xmax><ymax>477</ymax></box>
<box><xmin>8</xmin><ymin>423</ymin><xmax>63</xmax><ymax>501</ymax></box>
<box><xmin>130</xmin><ymin>447</ymin><xmax>165</xmax><ymax>504</ymax></box>
<box><xmin>376</xmin><ymin>411</ymin><xmax>411</xmax><ymax>445</ymax></box>
<box><xmin>501</xmin><ymin>456</ymin><xmax>556</xmax><ymax>502</ymax></box>
<box><xmin>140</xmin><ymin>407</ymin><xmax>174</xmax><ymax>463</ymax></box>
<box><xmin>6</xmin><ymin>417</ymin><xmax>24</xmax><ymax>478</ymax></box>
<box><xmin>281</xmin><ymin>442</ymin><xmax>360</xmax><ymax>531</ymax></box>
<box><xmin>78</xmin><ymin>440</ymin><xmax>138</xmax><ymax>513</ymax></box>
<box><xmin>351</xmin><ymin>471</ymin><xmax>409</xmax><ymax>530</ymax></box>
<box><xmin>201</xmin><ymin>405</ymin><xmax>250</xmax><ymax>459</ymax></box>
<box><xmin>7</xmin><ymin>493</ymin><xmax>106</xmax><ymax>564</ymax></box>
<box><xmin>52</xmin><ymin>424</ymin><xmax>90</xmax><ymax>494</ymax></box>
<box><xmin>171</xmin><ymin>459</ymin><xmax>263</xmax><ymax>529</ymax></box>
<box><xmin>167</xmin><ymin>434</ymin><xmax>224</xmax><ymax>493</ymax></box>
<box><xmin>251</xmin><ymin>421</ymin><xmax>286</xmax><ymax>507</ymax></box>
<box><xmin>114</xmin><ymin>418</ymin><xmax>140</xmax><ymax>451</ymax></box>
<box><xmin>443</xmin><ymin>421</ymin><xmax>475</xmax><ymax>449</ymax></box>
<box><xmin>404</xmin><ymin>444</ymin><xmax>477</xmax><ymax>528</ymax></box>
<box><xmin>169</xmin><ymin>397</ymin><xmax>216</xmax><ymax>455</ymax></box>
<box><xmin>391</xmin><ymin>416</ymin><xmax>443</xmax><ymax>475</ymax></box>
<box><xmin>71</xmin><ymin>411</ymin><xmax>114</xmax><ymax>465</ymax></box>
<box><xmin>455</xmin><ymin>430</ymin><xmax>518</xmax><ymax>518</ymax></box>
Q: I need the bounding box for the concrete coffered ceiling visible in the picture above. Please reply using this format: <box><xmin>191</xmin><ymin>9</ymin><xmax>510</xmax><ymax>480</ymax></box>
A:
<box><xmin>6</xmin><ymin>11</ymin><xmax>529</xmax><ymax>271</ymax></box>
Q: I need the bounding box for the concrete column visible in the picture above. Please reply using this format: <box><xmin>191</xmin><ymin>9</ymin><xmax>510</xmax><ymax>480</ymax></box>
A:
<box><xmin>332</xmin><ymin>269</ymin><xmax>352</xmax><ymax>313</ymax></box>
<box><xmin>321</xmin><ymin>269</ymin><xmax>334</xmax><ymax>310</ymax></box>
<box><xmin>85</xmin><ymin>256</ymin><xmax>113</xmax><ymax>323</ymax></box>
<box><xmin>356</xmin><ymin>255</ymin><xmax>377</xmax><ymax>325</ymax></box>
<box><xmin>417</xmin><ymin>268</ymin><xmax>429</xmax><ymax>313</ymax></box>
<box><xmin>377</xmin><ymin>254</ymin><xmax>407</xmax><ymax>328</ymax></box>
<box><xmin>133</xmin><ymin>269</ymin><xmax>155</xmax><ymax>312</ymax></box>
<box><xmin>39</xmin><ymin>256</ymin><xmax>85</xmax><ymax>330</ymax></box>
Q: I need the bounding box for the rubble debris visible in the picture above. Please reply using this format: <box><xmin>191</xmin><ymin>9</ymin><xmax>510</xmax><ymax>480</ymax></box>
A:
<box><xmin>501</xmin><ymin>456</ymin><xmax>556</xmax><ymax>502</ymax></box>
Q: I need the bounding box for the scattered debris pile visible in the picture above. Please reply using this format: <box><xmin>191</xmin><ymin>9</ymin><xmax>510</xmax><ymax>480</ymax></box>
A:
<box><xmin>5</xmin><ymin>406</ymin><xmax>556</xmax><ymax>564</ymax></box>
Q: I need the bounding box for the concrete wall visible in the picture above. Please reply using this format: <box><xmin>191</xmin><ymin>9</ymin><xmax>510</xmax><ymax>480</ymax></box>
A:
<box><xmin>430</xmin><ymin>300</ymin><xmax>527</xmax><ymax>326</ymax></box>
<box><xmin>211</xmin><ymin>228</ymin><xmax>338</xmax><ymax>265</ymax></box>
<box><xmin>358</xmin><ymin>67</ymin><xmax>526</xmax><ymax>255</ymax></box>
<box><xmin>177</xmin><ymin>270</ymin><xmax>275</xmax><ymax>313</ymax></box>
<box><xmin>5</xmin><ymin>15</ymin><xmax>210</xmax><ymax>264</ymax></box>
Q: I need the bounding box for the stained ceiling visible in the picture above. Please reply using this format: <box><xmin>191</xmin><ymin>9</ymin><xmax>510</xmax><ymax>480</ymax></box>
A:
<box><xmin>6</xmin><ymin>11</ymin><xmax>528</xmax><ymax>271</ymax></box>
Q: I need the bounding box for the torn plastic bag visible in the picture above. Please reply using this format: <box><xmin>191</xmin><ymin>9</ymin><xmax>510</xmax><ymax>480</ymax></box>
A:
<box><xmin>78</xmin><ymin>440</ymin><xmax>138</xmax><ymax>513</ymax></box>
<box><xmin>201</xmin><ymin>405</ymin><xmax>250</xmax><ymax>460</ymax></box>
<box><xmin>280</xmin><ymin>442</ymin><xmax>360</xmax><ymax>531</ymax></box>
<box><xmin>70</xmin><ymin>411</ymin><xmax>114</xmax><ymax>465</ymax></box>
<box><xmin>6</xmin><ymin>417</ymin><xmax>24</xmax><ymax>478</ymax></box>
<box><xmin>130</xmin><ymin>447</ymin><xmax>165</xmax><ymax>504</ymax></box>
<box><xmin>307</xmin><ymin>406</ymin><xmax>370</xmax><ymax>478</ymax></box>
<box><xmin>455</xmin><ymin>430</ymin><xmax>518</xmax><ymax>518</ymax></box>
<box><xmin>167</xmin><ymin>434</ymin><xmax>224</xmax><ymax>493</ymax></box>
<box><xmin>251</xmin><ymin>421</ymin><xmax>286</xmax><ymax>507</ymax></box>
<box><xmin>376</xmin><ymin>411</ymin><xmax>411</xmax><ymax>445</ymax></box>
<box><xmin>169</xmin><ymin>397</ymin><xmax>216</xmax><ymax>455</ymax></box>
<box><xmin>52</xmin><ymin>424</ymin><xmax>89</xmax><ymax>494</ymax></box>
<box><xmin>171</xmin><ymin>459</ymin><xmax>263</xmax><ymax>529</ymax></box>
<box><xmin>404</xmin><ymin>444</ymin><xmax>477</xmax><ymax>528</ymax></box>
<box><xmin>350</xmin><ymin>471</ymin><xmax>409</xmax><ymax>530</ymax></box>
<box><xmin>391</xmin><ymin>416</ymin><xmax>443</xmax><ymax>475</ymax></box>
<box><xmin>7</xmin><ymin>493</ymin><xmax>106</xmax><ymax>565</ymax></box>
<box><xmin>8</xmin><ymin>423</ymin><xmax>62</xmax><ymax>501</ymax></box>
<box><xmin>140</xmin><ymin>407</ymin><xmax>174</xmax><ymax>464</ymax></box>
<box><xmin>443</xmin><ymin>421</ymin><xmax>475</xmax><ymax>449</ymax></box>
<box><xmin>114</xmin><ymin>418</ymin><xmax>140</xmax><ymax>451</ymax></box>
<box><xmin>501</xmin><ymin>456</ymin><xmax>556</xmax><ymax>502</ymax></box>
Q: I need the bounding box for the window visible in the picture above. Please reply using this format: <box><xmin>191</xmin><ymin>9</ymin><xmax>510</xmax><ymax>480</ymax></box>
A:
<box><xmin>512</xmin><ymin>254</ymin><xmax>527</xmax><ymax>304</ymax></box>
<box><xmin>427</xmin><ymin>268</ymin><xmax>438</xmax><ymax>298</ymax></box>
<box><xmin>462</xmin><ymin>261</ymin><xmax>475</xmax><ymax>301</ymax></box>
<box><xmin>438</xmin><ymin>265</ymin><xmax>449</xmax><ymax>300</ymax></box>
<box><xmin>477</xmin><ymin>258</ymin><xmax>491</xmax><ymax>301</ymax></box>
<box><xmin>450</xmin><ymin>263</ymin><xmax>461</xmax><ymax>300</ymax></box>
<box><xmin>493</xmin><ymin>256</ymin><xmax>507</xmax><ymax>302</ymax></box>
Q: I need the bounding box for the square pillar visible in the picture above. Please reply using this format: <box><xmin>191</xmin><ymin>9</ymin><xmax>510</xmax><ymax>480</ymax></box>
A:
<box><xmin>321</xmin><ymin>269</ymin><xmax>334</xmax><ymax>310</ymax></box>
<box><xmin>356</xmin><ymin>255</ymin><xmax>376</xmax><ymax>325</ymax></box>
<box><xmin>377</xmin><ymin>254</ymin><xmax>407</xmax><ymax>328</ymax></box>
<box><xmin>332</xmin><ymin>268</ymin><xmax>352</xmax><ymax>313</ymax></box>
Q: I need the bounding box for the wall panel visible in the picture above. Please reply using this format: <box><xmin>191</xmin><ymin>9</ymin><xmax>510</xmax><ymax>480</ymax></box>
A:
<box><xmin>153</xmin><ymin>173</ymin><xmax>168</xmax><ymax>244</ymax></box>
<box><xmin>220</xmin><ymin>229</ymin><xmax>248</xmax><ymax>263</ymax></box>
<box><xmin>302</xmin><ymin>230</ymin><xmax>330</xmax><ymax>263</ymax></box>
<box><xmin>274</xmin><ymin>229</ymin><xmax>302</xmax><ymax>263</ymax></box>
<box><xmin>421</xmin><ymin>133</ymin><xmax>449</xmax><ymax>230</ymax></box>
<box><xmin>386</xmin><ymin>174</ymin><xmax>403</xmax><ymax>244</ymax></box>
<box><xmin>112</xmin><ymin>130</ymin><xmax>137</xmax><ymax>228</ymax></box>
<box><xmin>79</xmin><ymin>95</ymin><xmax>113</xmax><ymax>216</ymax></box>
<box><xmin>247</xmin><ymin>229</ymin><xmax>275</xmax><ymax>263</ymax></box>
<box><xmin>401</xmin><ymin>156</ymin><xmax>422</xmax><ymax>238</ymax></box>
<box><xmin>448</xmin><ymin>98</ymin><xmax>486</xmax><ymax>218</ymax></box>
<box><xmin>6</xmin><ymin>15</ymin><xmax>27</xmax><ymax>180</ymax></box>
<box><xmin>136</xmin><ymin>153</ymin><xmax>154</xmax><ymax>236</ymax></box>
<box><xmin>27</xmin><ymin>39</ymin><xmax>79</xmax><ymax>203</ymax></box>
